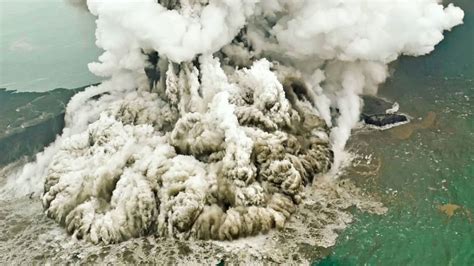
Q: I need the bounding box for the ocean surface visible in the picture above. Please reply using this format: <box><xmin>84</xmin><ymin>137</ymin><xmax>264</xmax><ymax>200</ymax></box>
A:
<box><xmin>322</xmin><ymin>0</ymin><xmax>474</xmax><ymax>264</ymax></box>
<box><xmin>0</xmin><ymin>0</ymin><xmax>102</xmax><ymax>91</ymax></box>
<box><xmin>0</xmin><ymin>0</ymin><xmax>472</xmax><ymax>264</ymax></box>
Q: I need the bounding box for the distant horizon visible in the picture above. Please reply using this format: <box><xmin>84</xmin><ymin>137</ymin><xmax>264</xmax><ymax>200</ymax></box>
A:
<box><xmin>0</xmin><ymin>0</ymin><xmax>102</xmax><ymax>92</ymax></box>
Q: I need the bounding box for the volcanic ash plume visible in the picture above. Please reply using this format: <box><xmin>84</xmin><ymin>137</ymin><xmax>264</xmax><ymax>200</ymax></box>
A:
<box><xmin>29</xmin><ymin>0</ymin><xmax>464</xmax><ymax>244</ymax></box>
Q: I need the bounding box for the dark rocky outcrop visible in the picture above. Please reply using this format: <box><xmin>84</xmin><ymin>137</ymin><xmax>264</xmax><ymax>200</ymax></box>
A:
<box><xmin>361</xmin><ymin>95</ymin><xmax>408</xmax><ymax>127</ymax></box>
<box><xmin>361</xmin><ymin>113</ymin><xmax>408</xmax><ymax>127</ymax></box>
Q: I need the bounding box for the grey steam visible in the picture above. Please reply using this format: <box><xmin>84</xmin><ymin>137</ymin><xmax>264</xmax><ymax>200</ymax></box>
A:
<box><xmin>13</xmin><ymin>0</ymin><xmax>465</xmax><ymax>244</ymax></box>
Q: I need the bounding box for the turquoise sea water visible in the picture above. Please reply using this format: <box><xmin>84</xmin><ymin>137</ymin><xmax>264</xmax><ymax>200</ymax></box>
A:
<box><xmin>318</xmin><ymin>0</ymin><xmax>474</xmax><ymax>264</ymax></box>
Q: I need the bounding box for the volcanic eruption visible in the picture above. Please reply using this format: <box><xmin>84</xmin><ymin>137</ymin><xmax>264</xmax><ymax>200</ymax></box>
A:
<box><xmin>12</xmin><ymin>0</ymin><xmax>464</xmax><ymax>244</ymax></box>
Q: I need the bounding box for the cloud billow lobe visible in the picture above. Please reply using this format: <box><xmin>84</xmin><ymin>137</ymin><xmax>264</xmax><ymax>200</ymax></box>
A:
<box><xmin>39</xmin><ymin>0</ymin><xmax>463</xmax><ymax>244</ymax></box>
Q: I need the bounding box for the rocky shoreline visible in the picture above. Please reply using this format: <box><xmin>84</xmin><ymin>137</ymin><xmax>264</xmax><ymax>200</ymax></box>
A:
<box><xmin>361</xmin><ymin>95</ymin><xmax>409</xmax><ymax>128</ymax></box>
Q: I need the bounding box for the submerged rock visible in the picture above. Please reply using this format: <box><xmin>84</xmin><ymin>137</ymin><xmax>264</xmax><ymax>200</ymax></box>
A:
<box><xmin>438</xmin><ymin>203</ymin><xmax>461</xmax><ymax>218</ymax></box>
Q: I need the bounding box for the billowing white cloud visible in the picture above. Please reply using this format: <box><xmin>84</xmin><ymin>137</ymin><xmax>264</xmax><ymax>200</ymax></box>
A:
<box><xmin>3</xmin><ymin>0</ymin><xmax>463</xmax><ymax>245</ymax></box>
